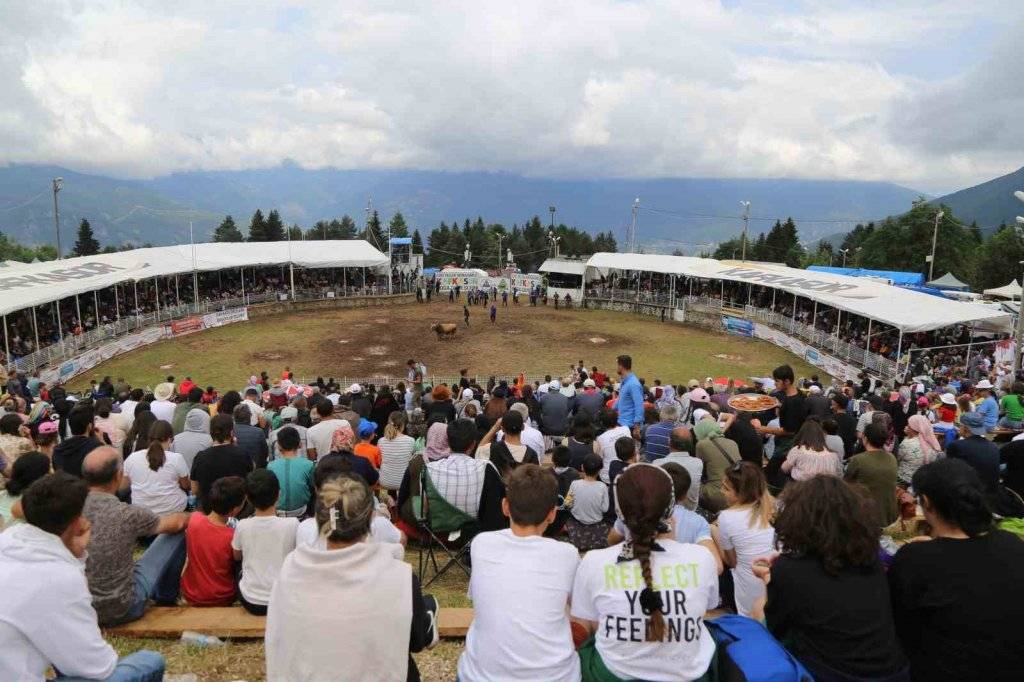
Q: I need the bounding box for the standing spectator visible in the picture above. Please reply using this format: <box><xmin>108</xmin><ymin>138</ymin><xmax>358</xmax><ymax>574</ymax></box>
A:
<box><xmin>267</xmin><ymin>426</ymin><xmax>315</xmax><ymax>517</ymax></box>
<box><xmin>181</xmin><ymin>476</ymin><xmax>245</xmax><ymax>606</ymax></box>
<box><xmin>889</xmin><ymin>459</ymin><xmax>1024</xmax><ymax>681</ymax></box>
<box><xmin>172</xmin><ymin>409</ymin><xmax>213</xmax><ymax>470</ymax></box>
<box><xmin>458</xmin><ymin>464</ymin><xmax>580</xmax><ymax>682</ymax></box>
<box><xmin>232</xmin><ymin>471</ymin><xmax>298</xmax><ymax>615</ymax></box>
<box><xmin>0</xmin><ymin>472</ymin><xmax>166</xmax><ymax>681</ymax></box>
<box><xmin>713</xmin><ymin>462</ymin><xmax>775</xmax><ymax>617</ymax></box>
<box><xmin>122</xmin><ymin>420</ymin><xmax>190</xmax><ymax>515</ymax></box>
<box><xmin>190</xmin><ymin>414</ymin><xmax>255</xmax><ymax>513</ymax></box>
<box><xmin>81</xmin><ymin>448</ymin><xmax>189</xmax><ymax>626</ymax></box>
<box><xmin>233</xmin><ymin>404</ymin><xmax>269</xmax><ymax>468</ymax></box>
<box><xmin>758</xmin><ymin>364</ymin><xmax>809</xmax><ymax>484</ymax></box>
<box><xmin>52</xmin><ymin>407</ymin><xmax>103</xmax><ymax>478</ymax></box>
<box><xmin>755</xmin><ymin>476</ymin><xmax>908</xmax><ymax>681</ymax></box>
<box><xmin>845</xmin><ymin>422</ymin><xmax>899</xmax><ymax>527</ymax></box>
<box><xmin>614</xmin><ymin>354</ymin><xmax>644</xmax><ymax>438</ymax></box>
<box><xmin>572</xmin><ymin>464</ymin><xmax>718</xmax><ymax>682</ymax></box>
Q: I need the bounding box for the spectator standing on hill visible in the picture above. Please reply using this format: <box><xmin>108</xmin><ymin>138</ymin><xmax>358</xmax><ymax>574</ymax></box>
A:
<box><xmin>0</xmin><ymin>472</ymin><xmax>166</xmax><ymax>681</ymax></box>
<box><xmin>232</xmin><ymin>471</ymin><xmax>298</xmax><ymax>616</ymax></box>
<box><xmin>81</xmin><ymin>447</ymin><xmax>189</xmax><ymax>626</ymax></box>
<box><xmin>190</xmin><ymin>414</ymin><xmax>255</xmax><ymax>513</ymax></box>
<box><xmin>458</xmin><ymin>465</ymin><xmax>580</xmax><ymax>682</ymax></box>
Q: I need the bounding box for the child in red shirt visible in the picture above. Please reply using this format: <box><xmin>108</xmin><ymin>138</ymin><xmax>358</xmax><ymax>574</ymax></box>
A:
<box><xmin>181</xmin><ymin>476</ymin><xmax>246</xmax><ymax>606</ymax></box>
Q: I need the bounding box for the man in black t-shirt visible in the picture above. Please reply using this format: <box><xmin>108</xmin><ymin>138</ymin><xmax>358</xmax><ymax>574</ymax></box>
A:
<box><xmin>830</xmin><ymin>393</ymin><xmax>859</xmax><ymax>459</ymax></box>
<box><xmin>190</xmin><ymin>414</ymin><xmax>254</xmax><ymax>512</ymax></box>
<box><xmin>757</xmin><ymin>365</ymin><xmax>808</xmax><ymax>487</ymax></box>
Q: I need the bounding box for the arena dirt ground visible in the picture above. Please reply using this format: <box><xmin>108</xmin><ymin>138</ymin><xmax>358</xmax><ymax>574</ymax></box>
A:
<box><xmin>71</xmin><ymin>300</ymin><xmax>823</xmax><ymax>391</ymax></box>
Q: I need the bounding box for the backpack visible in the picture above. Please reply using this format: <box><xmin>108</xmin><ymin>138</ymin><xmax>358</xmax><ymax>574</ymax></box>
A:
<box><xmin>706</xmin><ymin>615</ymin><xmax>813</xmax><ymax>682</ymax></box>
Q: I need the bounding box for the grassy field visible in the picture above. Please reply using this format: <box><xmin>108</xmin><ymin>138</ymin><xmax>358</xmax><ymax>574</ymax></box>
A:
<box><xmin>71</xmin><ymin>300</ymin><xmax>823</xmax><ymax>391</ymax></box>
<box><xmin>108</xmin><ymin>547</ymin><xmax>469</xmax><ymax>681</ymax></box>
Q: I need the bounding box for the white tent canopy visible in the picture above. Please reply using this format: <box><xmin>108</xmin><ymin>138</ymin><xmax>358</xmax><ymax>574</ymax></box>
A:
<box><xmin>0</xmin><ymin>240</ymin><xmax>388</xmax><ymax>317</ymax></box>
<box><xmin>539</xmin><ymin>258</ymin><xmax>588</xmax><ymax>276</ymax></box>
<box><xmin>584</xmin><ymin>252</ymin><xmax>1011</xmax><ymax>334</ymax></box>
<box><xmin>983</xmin><ymin>280</ymin><xmax>1021</xmax><ymax>300</ymax></box>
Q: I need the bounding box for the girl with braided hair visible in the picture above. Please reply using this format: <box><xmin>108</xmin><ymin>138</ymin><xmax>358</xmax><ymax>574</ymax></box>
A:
<box><xmin>571</xmin><ymin>463</ymin><xmax>719</xmax><ymax>682</ymax></box>
<box><xmin>266</xmin><ymin>474</ymin><xmax>437</xmax><ymax>681</ymax></box>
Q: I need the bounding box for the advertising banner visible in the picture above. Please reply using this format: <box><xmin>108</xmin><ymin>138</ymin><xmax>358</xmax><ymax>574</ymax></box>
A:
<box><xmin>752</xmin><ymin>322</ymin><xmax>860</xmax><ymax>381</ymax></box>
<box><xmin>722</xmin><ymin>316</ymin><xmax>754</xmax><ymax>337</ymax></box>
<box><xmin>171</xmin><ymin>317</ymin><xmax>203</xmax><ymax>336</ymax></box>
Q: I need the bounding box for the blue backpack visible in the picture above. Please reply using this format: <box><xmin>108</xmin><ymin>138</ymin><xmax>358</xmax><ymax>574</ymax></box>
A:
<box><xmin>706</xmin><ymin>615</ymin><xmax>813</xmax><ymax>682</ymax></box>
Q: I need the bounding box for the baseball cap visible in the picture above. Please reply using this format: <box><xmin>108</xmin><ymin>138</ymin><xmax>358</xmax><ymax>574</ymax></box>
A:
<box><xmin>348</xmin><ymin>383</ymin><xmax>362</xmax><ymax>394</ymax></box>
<box><xmin>583</xmin><ymin>378</ymin><xmax>596</xmax><ymax>388</ymax></box>
<box><xmin>280</xmin><ymin>406</ymin><xmax>298</xmax><ymax>421</ymax></box>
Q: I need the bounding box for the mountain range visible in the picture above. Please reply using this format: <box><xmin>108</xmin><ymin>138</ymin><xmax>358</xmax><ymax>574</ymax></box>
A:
<box><xmin>0</xmin><ymin>161</ymin><xmax>1019</xmax><ymax>252</ymax></box>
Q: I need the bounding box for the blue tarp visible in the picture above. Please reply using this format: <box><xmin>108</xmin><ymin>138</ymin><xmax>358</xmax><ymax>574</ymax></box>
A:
<box><xmin>807</xmin><ymin>266</ymin><xmax>925</xmax><ymax>286</ymax></box>
<box><xmin>389</xmin><ymin>237</ymin><xmax>413</xmax><ymax>245</ymax></box>
<box><xmin>422</xmin><ymin>267</ymin><xmax>438</xmax><ymax>276</ymax></box>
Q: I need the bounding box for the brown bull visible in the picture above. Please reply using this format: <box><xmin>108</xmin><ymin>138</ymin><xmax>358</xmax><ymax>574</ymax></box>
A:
<box><xmin>431</xmin><ymin>322</ymin><xmax>458</xmax><ymax>340</ymax></box>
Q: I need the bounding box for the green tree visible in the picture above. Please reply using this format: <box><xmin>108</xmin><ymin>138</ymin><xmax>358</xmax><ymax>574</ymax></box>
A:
<box><xmin>412</xmin><ymin>229</ymin><xmax>423</xmax><ymax>253</ymax></box>
<box><xmin>72</xmin><ymin>218</ymin><xmax>100</xmax><ymax>256</ymax></box>
<box><xmin>388</xmin><ymin>212</ymin><xmax>409</xmax><ymax>238</ymax></box>
<box><xmin>969</xmin><ymin>220</ymin><xmax>983</xmax><ymax>244</ymax></box>
<box><xmin>840</xmin><ymin>222</ymin><xmax>875</xmax><ymax>257</ymax></box>
<box><xmin>248</xmin><ymin>209</ymin><xmax>267</xmax><ymax>241</ymax></box>
<box><xmin>973</xmin><ymin>226</ymin><xmax>1024</xmax><ymax>289</ymax></box>
<box><xmin>761</xmin><ymin>217</ymin><xmax>802</xmax><ymax>267</ymax></box>
<box><xmin>858</xmin><ymin>202</ymin><xmax>976</xmax><ymax>282</ymax></box>
<box><xmin>213</xmin><ymin>215</ymin><xmax>244</xmax><ymax>242</ymax></box>
<box><xmin>287</xmin><ymin>223</ymin><xmax>303</xmax><ymax>240</ymax></box>
<box><xmin>713</xmin><ymin>236</ymin><xmax>746</xmax><ymax>260</ymax></box>
<box><xmin>362</xmin><ymin>210</ymin><xmax>385</xmax><ymax>248</ymax></box>
<box><xmin>264</xmin><ymin>209</ymin><xmax>285</xmax><ymax>241</ymax></box>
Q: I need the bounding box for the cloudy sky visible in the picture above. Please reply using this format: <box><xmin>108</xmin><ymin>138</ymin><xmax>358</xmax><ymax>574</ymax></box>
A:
<box><xmin>1</xmin><ymin>0</ymin><xmax>1021</xmax><ymax>193</ymax></box>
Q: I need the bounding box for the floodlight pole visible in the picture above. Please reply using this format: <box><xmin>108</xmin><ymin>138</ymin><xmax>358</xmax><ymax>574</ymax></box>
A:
<box><xmin>1015</xmin><ymin>188</ymin><xmax>1024</xmax><ymax>372</ymax></box>
<box><xmin>52</xmin><ymin>178</ymin><xmax>63</xmax><ymax>259</ymax></box>
<box><xmin>740</xmin><ymin>201</ymin><xmax>750</xmax><ymax>261</ymax></box>
<box><xmin>927</xmin><ymin>210</ymin><xmax>944</xmax><ymax>281</ymax></box>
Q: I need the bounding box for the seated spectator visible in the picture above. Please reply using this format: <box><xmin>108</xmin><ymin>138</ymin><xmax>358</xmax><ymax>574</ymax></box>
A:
<box><xmin>642</xmin><ymin>402</ymin><xmax>678</xmax><ymax>462</ymax></box>
<box><xmin>321</xmin><ymin>425</ymin><xmax>379</xmax><ymax>487</ymax></box>
<box><xmin>53</xmin><ymin>406</ymin><xmax>103</xmax><ymax>477</ymax></box>
<box><xmin>896</xmin><ymin>414</ymin><xmax>943</xmax><ymax>486</ymax></box>
<box><xmin>425</xmin><ymin>384</ymin><xmax>456</xmax><ymax>424</ymax></box>
<box><xmin>171</xmin><ymin>386</ymin><xmax>206</xmax><ymax>435</ymax></box>
<box><xmin>269</xmin><ymin>405</ymin><xmax>307</xmax><ymax>460</ymax></box>
<box><xmin>0</xmin><ymin>452</ymin><xmax>51</xmax><ymax>529</ymax></box>
<box><xmin>572</xmin><ymin>464</ymin><xmax>718</xmax><ymax>681</ymax></box>
<box><xmin>654</xmin><ymin>427</ymin><xmax>702</xmax><ymax>510</ymax></box>
<box><xmin>820</xmin><ymin>416</ymin><xmax>846</xmax><ymax>462</ymax></box>
<box><xmin>713</xmin><ymin>462</ymin><xmax>775</xmax><ymax>617</ymax></box>
<box><xmin>92</xmin><ymin>398</ymin><xmax>126</xmax><ymax>450</ymax></box>
<box><xmin>565</xmin><ymin>454</ymin><xmax>610</xmax><ymax>552</ymax></box>
<box><xmin>476</xmin><ymin>410</ymin><xmax>538</xmax><ymax>476</ymax></box>
<box><xmin>267</xmin><ymin>426</ymin><xmax>315</xmax><ymax>517</ymax></box>
<box><xmin>266</xmin><ymin>475</ymin><xmax>437</xmax><ymax>681</ymax></box>
<box><xmin>172</xmin><ymin>408</ymin><xmax>213</xmax><ymax>470</ymax></box>
<box><xmin>458</xmin><ymin>465</ymin><xmax>580</xmax><ymax>681</ymax></box>
<box><xmin>998</xmin><ymin>381</ymin><xmax>1024</xmax><ymax>429</ymax></box>
<box><xmin>502</xmin><ymin>401</ymin><xmax>546</xmax><ymax>457</ymax></box>
<box><xmin>181</xmin><ymin>476</ymin><xmax>245</xmax><ymax>606</ymax></box>
<box><xmin>190</xmin><ymin>414</ymin><xmax>254</xmax><ymax>513</ymax></box>
<box><xmin>608</xmin><ymin>436</ymin><xmax>637</xmax><ymax>485</ymax></box>
<box><xmin>378</xmin><ymin>411</ymin><xmax>417</xmax><ymax>492</ymax></box>
<box><xmin>722</xmin><ymin>410</ymin><xmax>764</xmax><ymax>464</ymax></box>
<box><xmin>608</xmin><ymin>462</ymin><xmax>723</xmax><ymax>574</ymax></box>
<box><xmin>233</xmin><ymin>404</ymin><xmax>269</xmax><ymax>468</ymax></box>
<box><xmin>82</xmin><ymin>447</ymin><xmax>189</xmax><ymax>626</ymax></box>
<box><xmin>846</xmin><ymin>422</ymin><xmax>899</xmax><ymax>527</ymax></box>
<box><xmin>353</xmin><ymin>420</ymin><xmax>383</xmax><ymax>469</ymax></box>
<box><xmin>232</xmin><ymin>470</ymin><xmax>298</xmax><ymax>615</ymax></box>
<box><xmin>149</xmin><ymin>383</ymin><xmax>176</xmax><ymax>423</ymax></box>
<box><xmin>781</xmin><ymin>419</ymin><xmax>842</xmax><ymax>481</ymax></box>
<box><xmin>296</xmin><ymin>456</ymin><xmax>404</xmax><ymax>555</ymax></box>
<box><xmin>0</xmin><ymin>472</ymin><xmax>165</xmax><ymax>681</ymax></box>
<box><xmin>566</xmin><ymin>413</ymin><xmax>597</xmax><ymax>470</ymax></box>
<box><xmin>29</xmin><ymin>419</ymin><xmax>60</xmax><ymax>459</ymax></box>
<box><xmin>889</xmin><ymin>459</ymin><xmax>1024</xmax><ymax>681</ymax></box>
<box><xmin>694</xmin><ymin>417</ymin><xmax>741</xmax><ymax>512</ymax></box>
<box><xmin>305</xmin><ymin>399</ymin><xmax>343</xmax><ymax>461</ymax></box>
<box><xmin>595</xmin><ymin>408</ymin><xmax>630</xmax><ymax>483</ymax></box>
<box><xmin>123</xmin><ymin>420</ymin><xmax>190</xmax><ymax>515</ymax></box>
<box><xmin>754</xmin><ymin>475</ymin><xmax>908</xmax><ymax>681</ymax></box>
<box><xmin>946</xmin><ymin>411</ymin><xmax>1000</xmax><ymax>496</ymax></box>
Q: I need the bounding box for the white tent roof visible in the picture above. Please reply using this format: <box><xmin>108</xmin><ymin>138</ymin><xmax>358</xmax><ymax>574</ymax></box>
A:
<box><xmin>926</xmin><ymin>272</ymin><xmax>970</xmax><ymax>290</ymax></box>
<box><xmin>0</xmin><ymin>240</ymin><xmax>387</xmax><ymax>317</ymax></box>
<box><xmin>539</xmin><ymin>258</ymin><xmax>588</xmax><ymax>275</ymax></box>
<box><xmin>584</xmin><ymin>252</ymin><xmax>1011</xmax><ymax>334</ymax></box>
<box><xmin>983</xmin><ymin>280</ymin><xmax>1021</xmax><ymax>300</ymax></box>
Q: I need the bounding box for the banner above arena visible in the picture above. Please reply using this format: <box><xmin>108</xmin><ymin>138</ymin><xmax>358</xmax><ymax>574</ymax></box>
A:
<box><xmin>0</xmin><ymin>240</ymin><xmax>387</xmax><ymax>317</ymax></box>
<box><xmin>583</xmin><ymin>253</ymin><xmax>1012</xmax><ymax>334</ymax></box>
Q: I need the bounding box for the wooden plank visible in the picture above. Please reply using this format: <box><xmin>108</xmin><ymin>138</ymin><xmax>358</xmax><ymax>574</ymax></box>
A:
<box><xmin>106</xmin><ymin>606</ymin><xmax>477</xmax><ymax>640</ymax></box>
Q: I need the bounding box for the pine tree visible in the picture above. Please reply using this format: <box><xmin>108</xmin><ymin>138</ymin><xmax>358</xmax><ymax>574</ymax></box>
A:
<box><xmin>72</xmin><ymin>218</ymin><xmax>100</xmax><ymax>256</ymax></box>
<box><xmin>213</xmin><ymin>215</ymin><xmax>244</xmax><ymax>242</ymax></box>
<box><xmin>388</xmin><ymin>212</ymin><xmax>409</xmax><ymax>238</ymax></box>
<box><xmin>248</xmin><ymin>209</ymin><xmax>267</xmax><ymax>241</ymax></box>
<box><xmin>362</xmin><ymin>210</ymin><xmax>385</xmax><ymax>248</ymax></box>
<box><xmin>288</xmin><ymin>224</ymin><xmax>303</xmax><ymax>240</ymax></box>
<box><xmin>338</xmin><ymin>215</ymin><xmax>357</xmax><ymax>239</ymax></box>
<box><xmin>412</xmin><ymin>230</ymin><xmax>423</xmax><ymax>252</ymax></box>
<box><xmin>264</xmin><ymin>209</ymin><xmax>285</xmax><ymax>241</ymax></box>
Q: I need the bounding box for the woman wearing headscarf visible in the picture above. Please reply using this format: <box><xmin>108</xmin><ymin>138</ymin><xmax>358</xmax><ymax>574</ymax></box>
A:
<box><xmin>896</xmin><ymin>414</ymin><xmax>943</xmax><ymax>486</ymax></box>
<box><xmin>319</xmin><ymin>424</ymin><xmax>379</xmax><ymax>488</ymax></box>
<box><xmin>693</xmin><ymin>418</ymin><xmax>741</xmax><ymax>512</ymax></box>
<box><xmin>654</xmin><ymin>383</ymin><xmax>677</xmax><ymax>412</ymax></box>
<box><xmin>422</xmin><ymin>422</ymin><xmax>451</xmax><ymax>462</ymax></box>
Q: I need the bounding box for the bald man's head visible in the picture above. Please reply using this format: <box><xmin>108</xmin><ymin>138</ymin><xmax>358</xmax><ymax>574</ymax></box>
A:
<box><xmin>669</xmin><ymin>426</ymin><xmax>693</xmax><ymax>453</ymax></box>
<box><xmin>82</xmin><ymin>446</ymin><xmax>121</xmax><ymax>488</ymax></box>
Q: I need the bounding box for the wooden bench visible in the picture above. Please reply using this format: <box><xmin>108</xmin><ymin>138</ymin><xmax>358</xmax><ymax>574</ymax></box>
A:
<box><xmin>105</xmin><ymin>606</ymin><xmax>474</xmax><ymax>640</ymax></box>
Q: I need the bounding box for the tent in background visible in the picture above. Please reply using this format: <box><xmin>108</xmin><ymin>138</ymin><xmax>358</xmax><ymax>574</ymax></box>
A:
<box><xmin>926</xmin><ymin>272</ymin><xmax>970</xmax><ymax>291</ymax></box>
<box><xmin>983</xmin><ymin>280</ymin><xmax>1022</xmax><ymax>300</ymax></box>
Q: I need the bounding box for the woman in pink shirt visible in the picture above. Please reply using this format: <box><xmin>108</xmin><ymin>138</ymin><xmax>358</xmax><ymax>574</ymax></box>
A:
<box><xmin>782</xmin><ymin>419</ymin><xmax>842</xmax><ymax>481</ymax></box>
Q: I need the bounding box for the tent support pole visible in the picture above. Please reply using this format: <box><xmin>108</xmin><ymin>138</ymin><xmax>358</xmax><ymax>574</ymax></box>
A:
<box><xmin>290</xmin><ymin>263</ymin><xmax>296</xmax><ymax>300</ymax></box>
<box><xmin>134</xmin><ymin>281</ymin><xmax>140</xmax><ymax>329</ymax></box>
<box><xmin>154</xmin><ymin>277</ymin><xmax>160</xmax><ymax>318</ymax></box>
<box><xmin>75</xmin><ymin>295</ymin><xmax>82</xmax><ymax>330</ymax></box>
<box><xmin>895</xmin><ymin>329</ymin><xmax>905</xmax><ymax>378</ymax></box>
<box><xmin>865</xmin><ymin>318</ymin><xmax>872</xmax><ymax>365</ymax></box>
<box><xmin>55</xmin><ymin>301</ymin><xmax>63</xmax><ymax>342</ymax></box>
<box><xmin>114</xmin><ymin>284</ymin><xmax>120</xmax><ymax>321</ymax></box>
<box><xmin>175</xmin><ymin>275</ymin><xmax>180</xmax><ymax>306</ymax></box>
<box><xmin>33</xmin><ymin>307</ymin><xmax>40</xmax><ymax>356</ymax></box>
<box><xmin>93</xmin><ymin>290</ymin><xmax>99</xmax><ymax>325</ymax></box>
<box><xmin>812</xmin><ymin>301</ymin><xmax>818</xmax><ymax>329</ymax></box>
<box><xmin>771</xmin><ymin>288</ymin><xmax>776</xmax><ymax>312</ymax></box>
<box><xmin>2</xmin><ymin>314</ymin><xmax>9</xmax><ymax>369</ymax></box>
<box><xmin>965</xmin><ymin>324</ymin><xmax>975</xmax><ymax>369</ymax></box>
<box><xmin>240</xmin><ymin>267</ymin><xmax>246</xmax><ymax>305</ymax></box>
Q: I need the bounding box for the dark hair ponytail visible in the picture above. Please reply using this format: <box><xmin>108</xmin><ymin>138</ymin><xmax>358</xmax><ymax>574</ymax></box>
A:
<box><xmin>912</xmin><ymin>458</ymin><xmax>993</xmax><ymax>537</ymax></box>
<box><xmin>146</xmin><ymin>420</ymin><xmax>174</xmax><ymax>471</ymax></box>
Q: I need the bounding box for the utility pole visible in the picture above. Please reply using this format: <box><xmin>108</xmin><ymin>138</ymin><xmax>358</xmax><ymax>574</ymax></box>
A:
<box><xmin>927</xmin><ymin>210</ymin><xmax>945</xmax><ymax>281</ymax></box>
<box><xmin>740</xmin><ymin>200</ymin><xmax>751</xmax><ymax>261</ymax></box>
<box><xmin>1013</xmin><ymin>189</ymin><xmax>1024</xmax><ymax>372</ymax></box>
<box><xmin>496</xmin><ymin>233</ymin><xmax>506</xmax><ymax>270</ymax></box>
<box><xmin>627</xmin><ymin>197</ymin><xmax>640</xmax><ymax>253</ymax></box>
<box><xmin>52</xmin><ymin>178</ymin><xmax>63</xmax><ymax>259</ymax></box>
<box><xmin>549</xmin><ymin>205</ymin><xmax>556</xmax><ymax>230</ymax></box>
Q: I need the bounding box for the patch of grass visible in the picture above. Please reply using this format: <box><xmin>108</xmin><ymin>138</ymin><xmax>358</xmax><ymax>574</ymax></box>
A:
<box><xmin>70</xmin><ymin>301</ymin><xmax>824</xmax><ymax>390</ymax></box>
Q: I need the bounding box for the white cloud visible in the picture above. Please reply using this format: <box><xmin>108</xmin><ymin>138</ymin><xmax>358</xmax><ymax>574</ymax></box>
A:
<box><xmin>0</xmin><ymin>0</ymin><xmax>1020</xmax><ymax>192</ymax></box>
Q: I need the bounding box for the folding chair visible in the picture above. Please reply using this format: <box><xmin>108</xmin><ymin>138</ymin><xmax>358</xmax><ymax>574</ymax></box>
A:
<box><xmin>412</xmin><ymin>465</ymin><xmax>476</xmax><ymax>587</ymax></box>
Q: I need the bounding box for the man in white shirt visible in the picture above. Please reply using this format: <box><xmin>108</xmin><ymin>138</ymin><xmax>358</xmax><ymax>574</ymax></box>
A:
<box><xmin>241</xmin><ymin>388</ymin><xmax>263</xmax><ymax>427</ymax></box>
<box><xmin>306</xmin><ymin>400</ymin><xmax>347</xmax><ymax>461</ymax></box>
<box><xmin>0</xmin><ymin>471</ymin><xmax>165</xmax><ymax>680</ymax></box>
<box><xmin>458</xmin><ymin>464</ymin><xmax>580</xmax><ymax>682</ymax></box>
<box><xmin>149</xmin><ymin>382</ymin><xmax>177</xmax><ymax>423</ymax></box>
<box><xmin>501</xmin><ymin>402</ymin><xmax>546</xmax><ymax>457</ymax></box>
